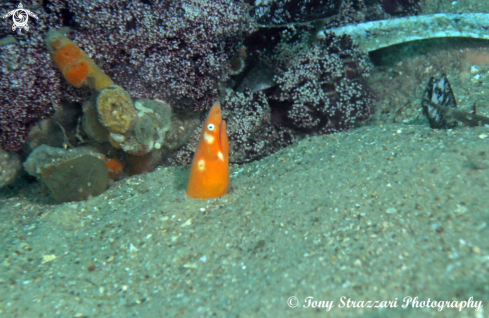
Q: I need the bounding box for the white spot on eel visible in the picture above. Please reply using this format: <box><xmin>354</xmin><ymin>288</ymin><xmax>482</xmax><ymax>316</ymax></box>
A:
<box><xmin>198</xmin><ymin>159</ymin><xmax>206</xmax><ymax>171</ymax></box>
<box><xmin>204</xmin><ymin>132</ymin><xmax>215</xmax><ymax>144</ymax></box>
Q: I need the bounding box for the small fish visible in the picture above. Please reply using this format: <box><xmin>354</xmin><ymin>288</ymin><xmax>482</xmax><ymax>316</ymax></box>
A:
<box><xmin>187</xmin><ymin>102</ymin><xmax>229</xmax><ymax>199</ymax></box>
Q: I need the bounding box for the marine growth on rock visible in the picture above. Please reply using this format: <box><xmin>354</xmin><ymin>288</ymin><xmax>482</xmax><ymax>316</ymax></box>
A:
<box><xmin>0</xmin><ymin>0</ymin><xmax>250</xmax><ymax>151</ymax></box>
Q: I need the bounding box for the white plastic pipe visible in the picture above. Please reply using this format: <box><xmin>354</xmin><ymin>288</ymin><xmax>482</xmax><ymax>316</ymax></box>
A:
<box><xmin>320</xmin><ymin>13</ymin><xmax>489</xmax><ymax>52</ymax></box>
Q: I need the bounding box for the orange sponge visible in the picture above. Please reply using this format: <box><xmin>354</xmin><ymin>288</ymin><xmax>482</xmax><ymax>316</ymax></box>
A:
<box><xmin>53</xmin><ymin>43</ymin><xmax>85</xmax><ymax>71</ymax></box>
<box><xmin>45</xmin><ymin>29</ymin><xmax>114</xmax><ymax>92</ymax></box>
<box><xmin>104</xmin><ymin>157</ymin><xmax>125</xmax><ymax>180</ymax></box>
<box><xmin>63</xmin><ymin>60</ymin><xmax>91</xmax><ymax>88</ymax></box>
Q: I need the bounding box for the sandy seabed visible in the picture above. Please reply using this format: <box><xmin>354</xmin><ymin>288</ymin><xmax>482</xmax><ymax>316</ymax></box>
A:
<box><xmin>1</xmin><ymin>123</ymin><xmax>488</xmax><ymax>318</ymax></box>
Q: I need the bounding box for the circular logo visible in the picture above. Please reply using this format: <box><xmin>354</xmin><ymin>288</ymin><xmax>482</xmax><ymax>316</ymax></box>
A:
<box><xmin>3</xmin><ymin>3</ymin><xmax>38</xmax><ymax>32</ymax></box>
<box><xmin>287</xmin><ymin>296</ymin><xmax>299</xmax><ymax>308</ymax></box>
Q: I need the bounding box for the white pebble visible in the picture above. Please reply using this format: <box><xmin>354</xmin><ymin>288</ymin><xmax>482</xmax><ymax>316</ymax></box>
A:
<box><xmin>129</xmin><ymin>243</ymin><xmax>138</xmax><ymax>252</ymax></box>
<box><xmin>386</xmin><ymin>207</ymin><xmax>397</xmax><ymax>214</ymax></box>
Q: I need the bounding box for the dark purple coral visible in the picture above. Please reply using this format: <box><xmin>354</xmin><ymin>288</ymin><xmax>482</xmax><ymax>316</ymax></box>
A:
<box><xmin>169</xmin><ymin>28</ymin><xmax>373</xmax><ymax>165</ymax></box>
<box><xmin>0</xmin><ymin>0</ymin><xmax>249</xmax><ymax>151</ymax></box>
<box><xmin>46</xmin><ymin>0</ymin><xmax>250</xmax><ymax>111</ymax></box>
<box><xmin>248</xmin><ymin>0</ymin><xmax>421</xmax><ymax>27</ymax></box>
<box><xmin>250</xmin><ymin>0</ymin><xmax>341</xmax><ymax>25</ymax></box>
<box><xmin>378</xmin><ymin>0</ymin><xmax>420</xmax><ymax>16</ymax></box>
<box><xmin>0</xmin><ymin>44</ymin><xmax>58</xmax><ymax>151</ymax></box>
<box><xmin>244</xmin><ymin>27</ymin><xmax>373</xmax><ymax>133</ymax></box>
<box><xmin>269</xmin><ymin>31</ymin><xmax>372</xmax><ymax>134</ymax></box>
<box><xmin>0</xmin><ymin>1</ymin><xmax>64</xmax><ymax>151</ymax></box>
<box><xmin>223</xmin><ymin>89</ymin><xmax>297</xmax><ymax>162</ymax></box>
<box><xmin>166</xmin><ymin>89</ymin><xmax>296</xmax><ymax>165</ymax></box>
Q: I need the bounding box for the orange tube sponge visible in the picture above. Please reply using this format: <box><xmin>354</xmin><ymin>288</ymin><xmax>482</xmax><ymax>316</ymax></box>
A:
<box><xmin>52</xmin><ymin>43</ymin><xmax>84</xmax><ymax>70</ymax></box>
<box><xmin>63</xmin><ymin>60</ymin><xmax>91</xmax><ymax>88</ymax></box>
<box><xmin>45</xmin><ymin>29</ymin><xmax>114</xmax><ymax>92</ymax></box>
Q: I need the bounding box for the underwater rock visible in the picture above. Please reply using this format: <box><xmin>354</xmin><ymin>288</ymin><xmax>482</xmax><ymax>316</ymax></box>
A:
<box><xmin>39</xmin><ymin>155</ymin><xmax>108</xmax><ymax>203</ymax></box>
<box><xmin>134</xmin><ymin>99</ymin><xmax>172</xmax><ymax>151</ymax></box>
<box><xmin>45</xmin><ymin>29</ymin><xmax>114</xmax><ymax>92</ymax></box>
<box><xmin>124</xmin><ymin>110</ymin><xmax>199</xmax><ymax>174</ymax></box>
<box><xmin>154</xmin><ymin>109</ymin><xmax>202</xmax><ymax>167</ymax></box>
<box><xmin>164</xmin><ymin>109</ymin><xmax>201</xmax><ymax>151</ymax></box>
<box><xmin>23</xmin><ymin>101</ymin><xmax>84</xmax><ymax>154</ymax></box>
<box><xmin>126</xmin><ymin>105</ymin><xmax>200</xmax><ymax>174</ymax></box>
<box><xmin>0</xmin><ymin>149</ymin><xmax>22</xmax><ymax>188</ymax></box>
<box><xmin>24</xmin><ymin>145</ymin><xmax>108</xmax><ymax>203</ymax></box>
<box><xmin>82</xmin><ymin>96</ymin><xmax>110</xmax><ymax>144</ymax></box>
<box><xmin>108</xmin><ymin>99</ymin><xmax>173</xmax><ymax>156</ymax></box>
<box><xmin>126</xmin><ymin>150</ymin><xmax>166</xmax><ymax>176</ymax></box>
